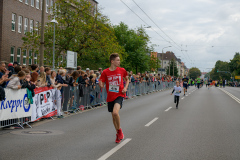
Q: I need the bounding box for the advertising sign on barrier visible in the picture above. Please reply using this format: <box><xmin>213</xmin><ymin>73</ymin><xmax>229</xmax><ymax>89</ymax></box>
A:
<box><xmin>0</xmin><ymin>89</ymin><xmax>31</xmax><ymax>121</ymax></box>
<box><xmin>31</xmin><ymin>87</ymin><xmax>56</xmax><ymax>122</ymax></box>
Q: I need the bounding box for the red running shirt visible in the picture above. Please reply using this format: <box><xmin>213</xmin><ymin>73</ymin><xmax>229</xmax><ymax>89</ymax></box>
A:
<box><xmin>100</xmin><ymin>67</ymin><xmax>128</xmax><ymax>102</ymax></box>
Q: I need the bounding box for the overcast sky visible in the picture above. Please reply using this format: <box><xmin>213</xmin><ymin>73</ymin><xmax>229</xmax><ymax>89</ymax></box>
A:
<box><xmin>97</xmin><ymin>0</ymin><xmax>240</xmax><ymax>72</ymax></box>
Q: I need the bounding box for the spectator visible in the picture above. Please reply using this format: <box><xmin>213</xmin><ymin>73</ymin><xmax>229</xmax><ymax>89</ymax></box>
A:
<box><xmin>86</xmin><ymin>68</ymin><xmax>90</xmax><ymax>76</ymax></box>
<box><xmin>56</xmin><ymin>69</ymin><xmax>68</xmax><ymax>85</ymax></box>
<box><xmin>39</xmin><ymin>66</ymin><xmax>45</xmax><ymax>74</ymax></box>
<box><xmin>31</xmin><ymin>64</ymin><xmax>39</xmax><ymax>73</ymax></box>
<box><xmin>21</xmin><ymin>72</ymin><xmax>36</xmax><ymax>97</ymax></box>
<box><xmin>13</xmin><ymin>61</ymin><xmax>18</xmax><ymax>68</ymax></box>
<box><xmin>69</xmin><ymin>71</ymin><xmax>79</xmax><ymax>87</ymax></box>
<box><xmin>90</xmin><ymin>70</ymin><xmax>94</xmax><ymax>76</ymax></box>
<box><xmin>0</xmin><ymin>62</ymin><xmax>10</xmax><ymax>88</ymax></box>
<box><xmin>37</xmin><ymin>72</ymin><xmax>47</xmax><ymax>87</ymax></box>
<box><xmin>8</xmin><ymin>63</ymin><xmax>14</xmax><ymax>77</ymax></box>
<box><xmin>77</xmin><ymin>71</ymin><xmax>85</xmax><ymax>84</ymax></box>
<box><xmin>77</xmin><ymin>66</ymin><xmax>82</xmax><ymax>72</ymax></box>
<box><xmin>50</xmin><ymin>71</ymin><xmax>61</xmax><ymax>88</ymax></box>
<box><xmin>98</xmin><ymin>68</ymin><xmax>103</xmax><ymax>75</ymax></box>
<box><xmin>45</xmin><ymin>67</ymin><xmax>52</xmax><ymax>87</ymax></box>
<box><xmin>7</xmin><ymin>71</ymin><xmax>25</xmax><ymax>90</ymax></box>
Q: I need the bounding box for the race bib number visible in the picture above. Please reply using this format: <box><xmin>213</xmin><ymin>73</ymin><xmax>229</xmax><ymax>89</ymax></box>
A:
<box><xmin>109</xmin><ymin>85</ymin><xmax>119</xmax><ymax>93</ymax></box>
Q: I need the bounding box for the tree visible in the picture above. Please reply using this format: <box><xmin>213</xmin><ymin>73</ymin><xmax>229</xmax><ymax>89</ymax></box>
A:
<box><xmin>22</xmin><ymin>0</ymin><xmax>125</xmax><ymax>69</ymax></box>
<box><xmin>229</xmin><ymin>52</ymin><xmax>240</xmax><ymax>77</ymax></box>
<box><xmin>113</xmin><ymin>22</ymin><xmax>152</xmax><ymax>73</ymax></box>
<box><xmin>149</xmin><ymin>54</ymin><xmax>161</xmax><ymax>72</ymax></box>
<box><xmin>166</xmin><ymin>59</ymin><xmax>179</xmax><ymax>77</ymax></box>
<box><xmin>188</xmin><ymin>67</ymin><xmax>201</xmax><ymax>80</ymax></box>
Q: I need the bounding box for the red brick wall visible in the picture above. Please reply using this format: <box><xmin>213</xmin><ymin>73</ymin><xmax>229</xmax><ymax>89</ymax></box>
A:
<box><xmin>0</xmin><ymin>0</ymin><xmax>52</xmax><ymax>64</ymax></box>
<box><xmin>0</xmin><ymin>0</ymin><xmax>3</xmax><ymax>61</ymax></box>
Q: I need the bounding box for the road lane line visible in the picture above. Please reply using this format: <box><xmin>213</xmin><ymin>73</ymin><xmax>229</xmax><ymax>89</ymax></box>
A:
<box><xmin>98</xmin><ymin>138</ymin><xmax>132</xmax><ymax>160</ymax></box>
<box><xmin>165</xmin><ymin>107</ymin><xmax>172</xmax><ymax>112</ymax></box>
<box><xmin>145</xmin><ymin>117</ymin><xmax>159</xmax><ymax>127</ymax></box>
<box><xmin>219</xmin><ymin>88</ymin><xmax>240</xmax><ymax>104</ymax></box>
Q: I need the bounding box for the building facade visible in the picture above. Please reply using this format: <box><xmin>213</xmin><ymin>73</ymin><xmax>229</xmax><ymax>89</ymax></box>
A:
<box><xmin>0</xmin><ymin>0</ymin><xmax>98</xmax><ymax>66</ymax></box>
<box><xmin>158</xmin><ymin>51</ymin><xmax>179</xmax><ymax>76</ymax></box>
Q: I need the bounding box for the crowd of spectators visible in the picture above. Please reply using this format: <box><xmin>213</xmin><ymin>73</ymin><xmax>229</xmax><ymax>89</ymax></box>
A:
<box><xmin>0</xmin><ymin>61</ymin><xmax>181</xmax><ymax>117</ymax></box>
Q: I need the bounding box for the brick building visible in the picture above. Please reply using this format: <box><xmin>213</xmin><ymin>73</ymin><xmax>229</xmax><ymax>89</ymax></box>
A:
<box><xmin>0</xmin><ymin>0</ymin><xmax>98</xmax><ymax>66</ymax></box>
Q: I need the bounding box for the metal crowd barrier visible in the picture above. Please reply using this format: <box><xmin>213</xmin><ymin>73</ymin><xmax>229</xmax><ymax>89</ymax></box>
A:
<box><xmin>0</xmin><ymin>116</ymin><xmax>32</xmax><ymax>129</ymax></box>
<box><xmin>0</xmin><ymin>81</ymin><xmax>175</xmax><ymax>129</ymax></box>
<box><xmin>61</xmin><ymin>81</ymin><xmax>175</xmax><ymax>112</ymax></box>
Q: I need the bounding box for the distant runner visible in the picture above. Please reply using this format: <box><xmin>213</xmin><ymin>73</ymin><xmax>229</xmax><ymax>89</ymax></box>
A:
<box><xmin>182</xmin><ymin>75</ymin><xmax>189</xmax><ymax>96</ymax></box>
<box><xmin>171</xmin><ymin>81</ymin><xmax>182</xmax><ymax>109</ymax></box>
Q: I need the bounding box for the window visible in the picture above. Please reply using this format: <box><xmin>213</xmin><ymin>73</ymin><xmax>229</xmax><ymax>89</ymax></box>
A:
<box><xmin>36</xmin><ymin>0</ymin><xmax>39</xmax><ymax>9</ymax></box>
<box><xmin>17</xmin><ymin>48</ymin><xmax>21</xmax><ymax>64</ymax></box>
<box><xmin>19</xmin><ymin>0</ymin><xmax>23</xmax><ymax>2</ymax></box>
<box><xmin>12</xmin><ymin>13</ymin><xmax>16</xmax><ymax>31</ymax></box>
<box><xmin>18</xmin><ymin>16</ymin><xmax>22</xmax><ymax>33</ymax></box>
<box><xmin>34</xmin><ymin>53</ymin><xmax>37</xmax><ymax>64</ymax></box>
<box><xmin>31</xmin><ymin>0</ymin><xmax>34</xmax><ymax>7</ymax></box>
<box><xmin>35</xmin><ymin>21</ymin><xmax>39</xmax><ymax>35</ymax></box>
<box><xmin>30</xmin><ymin>20</ymin><xmax>34</xmax><ymax>34</ymax></box>
<box><xmin>24</xmin><ymin>18</ymin><xmax>28</xmax><ymax>34</ymax></box>
<box><xmin>41</xmin><ymin>0</ymin><xmax>42</xmax><ymax>10</ymax></box>
<box><xmin>25</xmin><ymin>0</ymin><xmax>28</xmax><ymax>5</ymax></box>
<box><xmin>10</xmin><ymin>47</ymin><xmax>15</xmax><ymax>63</ymax></box>
<box><xmin>50</xmin><ymin>0</ymin><xmax>53</xmax><ymax>14</ymax></box>
<box><xmin>46</xmin><ymin>0</ymin><xmax>49</xmax><ymax>13</ymax></box>
<box><xmin>29</xmin><ymin>50</ymin><xmax>32</xmax><ymax>65</ymax></box>
<box><xmin>23</xmin><ymin>49</ymin><xmax>27</xmax><ymax>65</ymax></box>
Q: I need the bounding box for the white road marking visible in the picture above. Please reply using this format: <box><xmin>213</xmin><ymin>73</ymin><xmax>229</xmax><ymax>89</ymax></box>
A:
<box><xmin>145</xmin><ymin>117</ymin><xmax>159</xmax><ymax>127</ymax></box>
<box><xmin>219</xmin><ymin>88</ymin><xmax>240</xmax><ymax>104</ymax></box>
<box><xmin>98</xmin><ymin>138</ymin><xmax>132</xmax><ymax>160</ymax></box>
<box><xmin>186</xmin><ymin>95</ymin><xmax>188</xmax><ymax>96</ymax></box>
<box><xmin>189</xmin><ymin>93</ymin><xmax>191</xmax><ymax>94</ymax></box>
<box><xmin>165</xmin><ymin>107</ymin><xmax>172</xmax><ymax>112</ymax></box>
<box><xmin>181</xmin><ymin>97</ymin><xmax>184</xmax><ymax>100</ymax></box>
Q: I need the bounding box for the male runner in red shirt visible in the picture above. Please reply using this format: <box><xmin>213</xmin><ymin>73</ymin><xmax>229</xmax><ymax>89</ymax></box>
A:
<box><xmin>99</xmin><ymin>53</ymin><xmax>129</xmax><ymax>143</ymax></box>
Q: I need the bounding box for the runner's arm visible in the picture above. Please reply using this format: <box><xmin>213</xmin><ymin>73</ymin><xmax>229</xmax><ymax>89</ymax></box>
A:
<box><xmin>122</xmin><ymin>76</ymin><xmax>129</xmax><ymax>94</ymax></box>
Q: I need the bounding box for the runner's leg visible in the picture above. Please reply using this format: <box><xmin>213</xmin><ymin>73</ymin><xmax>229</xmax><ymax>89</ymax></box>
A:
<box><xmin>112</xmin><ymin>103</ymin><xmax>121</xmax><ymax>131</ymax></box>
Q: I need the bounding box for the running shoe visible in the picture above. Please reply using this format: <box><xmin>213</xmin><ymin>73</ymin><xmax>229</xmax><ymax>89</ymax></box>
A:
<box><xmin>117</xmin><ymin>128</ymin><xmax>124</xmax><ymax>140</ymax></box>
<box><xmin>115</xmin><ymin>134</ymin><xmax>121</xmax><ymax>143</ymax></box>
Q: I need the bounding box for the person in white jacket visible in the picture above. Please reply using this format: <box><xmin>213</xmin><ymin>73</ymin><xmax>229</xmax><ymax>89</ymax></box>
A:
<box><xmin>7</xmin><ymin>71</ymin><xmax>25</xmax><ymax>90</ymax></box>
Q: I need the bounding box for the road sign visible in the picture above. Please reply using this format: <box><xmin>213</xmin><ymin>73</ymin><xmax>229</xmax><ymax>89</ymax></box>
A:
<box><xmin>235</xmin><ymin>76</ymin><xmax>240</xmax><ymax>79</ymax></box>
<box><xmin>67</xmin><ymin>50</ymin><xmax>77</xmax><ymax>68</ymax></box>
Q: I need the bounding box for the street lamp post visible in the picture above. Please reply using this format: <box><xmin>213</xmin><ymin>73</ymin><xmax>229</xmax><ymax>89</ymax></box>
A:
<box><xmin>51</xmin><ymin>18</ymin><xmax>58</xmax><ymax>70</ymax></box>
<box><xmin>161</xmin><ymin>46</ymin><xmax>171</xmax><ymax>76</ymax></box>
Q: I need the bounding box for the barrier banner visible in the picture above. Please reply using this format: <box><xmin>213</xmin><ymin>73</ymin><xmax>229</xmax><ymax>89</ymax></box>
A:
<box><xmin>0</xmin><ymin>89</ymin><xmax>31</xmax><ymax>121</ymax></box>
<box><xmin>31</xmin><ymin>87</ymin><xmax>57</xmax><ymax>122</ymax></box>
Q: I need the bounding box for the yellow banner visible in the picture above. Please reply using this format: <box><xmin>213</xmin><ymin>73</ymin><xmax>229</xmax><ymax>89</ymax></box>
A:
<box><xmin>235</xmin><ymin>76</ymin><xmax>240</xmax><ymax>79</ymax></box>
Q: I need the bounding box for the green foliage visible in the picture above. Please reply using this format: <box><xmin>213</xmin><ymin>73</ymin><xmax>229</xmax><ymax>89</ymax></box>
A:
<box><xmin>229</xmin><ymin>52</ymin><xmax>240</xmax><ymax>77</ymax></box>
<box><xmin>22</xmin><ymin>0</ymin><xmax>125</xmax><ymax>69</ymax></box>
<box><xmin>188</xmin><ymin>67</ymin><xmax>201</xmax><ymax>80</ymax></box>
<box><xmin>113</xmin><ymin>22</ymin><xmax>153</xmax><ymax>73</ymax></box>
<box><xmin>209</xmin><ymin>60</ymin><xmax>230</xmax><ymax>80</ymax></box>
<box><xmin>166</xmin><ymin>59</ymin><xmax>179</xmax><ymax>77</ymax></box>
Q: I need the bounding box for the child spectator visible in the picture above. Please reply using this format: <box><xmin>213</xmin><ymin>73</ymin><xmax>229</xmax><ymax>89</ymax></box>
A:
<box><xmin>21</xmin><ymin>72</ymin><xmax>36</xmax><ymax>97</ymax></box>
<box><xmin>7</xmin><ymin>71</ymin><xmax>26</xmax><ymax>90</ymax></box>
<box><xmin>54</xmin><ymin>85</ymin><xmax>64</xmax><ymax>118</ymax></box>
<box><xmin>37</xmin><ymin>72</ymin><xmax>47</xmax><ymax>87</ymax></box>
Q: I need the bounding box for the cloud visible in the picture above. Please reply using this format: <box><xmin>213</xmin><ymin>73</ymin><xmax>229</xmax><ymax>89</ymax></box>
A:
<box><xmin>97</xmin><ymin>0</ymin><xmax>240</xmax><ymax>71</ymax></box>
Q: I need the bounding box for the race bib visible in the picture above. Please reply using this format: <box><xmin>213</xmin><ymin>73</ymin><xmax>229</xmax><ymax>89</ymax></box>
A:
<box><xmin>109</xmin><ymin>85</ymin><xmax>119</xmax><ymax>93</ymax></box>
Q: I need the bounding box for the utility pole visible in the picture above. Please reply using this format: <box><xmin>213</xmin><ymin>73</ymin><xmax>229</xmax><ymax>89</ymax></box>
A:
<box><xmin>161</xmin><ymin>46</ymin><xmax>171</xmax><ymax>77</ymax></box>
<box><xmin>173</xmin><ymin>59</ymin><xmax>174</xmax><ymax>77</ymax></box>
<box><xmin>39</xmin><ymin>0</ymin><xmax>46</xmax><ymax>66</ymax></box>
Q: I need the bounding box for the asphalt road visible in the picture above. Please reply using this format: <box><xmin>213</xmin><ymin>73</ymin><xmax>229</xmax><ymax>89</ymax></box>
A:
<box><xmin>1</xmin><ymin>85</ymin><xmax>240</xmax><ymax>160</ymax></box>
